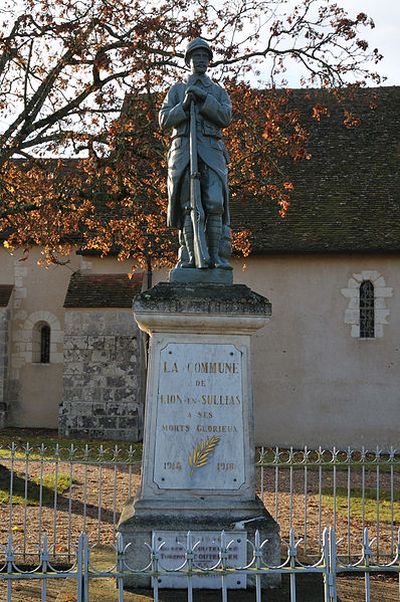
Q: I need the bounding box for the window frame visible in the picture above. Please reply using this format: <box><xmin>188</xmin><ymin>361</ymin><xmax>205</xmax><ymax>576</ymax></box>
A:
<box><xmin>32</xmin><ymin>321</ymin><xmax>51</xmax><ymax>364</ymax></box>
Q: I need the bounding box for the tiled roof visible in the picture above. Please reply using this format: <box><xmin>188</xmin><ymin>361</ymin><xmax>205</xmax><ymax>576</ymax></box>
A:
<box><xmin>231</xmin><ymin>86</ymin><xmax>400</xmax><ymax>254</ymax></box>
<box><xmin>6</xmin><ymin>87</ymin><xmax>399</xmax><ymax>256</ymax></box>
<box><xmin>63</xmin><ymin>272</ymin><xmax>143</xmax><ymax>308</ymax></box>
<box><xmin>0</xmin><ymin>285</ymin><xmax>13</xmax><ymax>307</ymax></box>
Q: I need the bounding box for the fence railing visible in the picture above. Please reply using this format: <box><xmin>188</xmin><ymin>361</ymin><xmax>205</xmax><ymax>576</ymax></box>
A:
<box><xmin>0</xmin><ymin>443</ymin><xmax>399</xmax><ymax>563</ymax></box>
<box><xmin>1</xmin><ymin>527</ymin><xmax>399</xmax><ymax>602</ymax></box>
<box><xmin>257</xmin><ymin>446</ymin><xmax>400</xmax><ymax>562</ymax></box>
<box><xmin>0</xmin><ymin>442</ymin><xmax>140</xmax><ymax>560</ymax></box>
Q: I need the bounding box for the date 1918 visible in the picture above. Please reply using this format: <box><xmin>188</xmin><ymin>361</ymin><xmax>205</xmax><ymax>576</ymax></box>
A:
<box><xmin>217</xmin><ymin>462</ymin><xmax>235</xmax><ymax>471</ymax></box>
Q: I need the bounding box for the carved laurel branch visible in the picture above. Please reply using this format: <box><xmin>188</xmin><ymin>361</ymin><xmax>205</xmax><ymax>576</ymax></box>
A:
<box><xmin>188</xmin><ymin>436</ymin><xmax>220</xmax><ymax>475</ymax></box>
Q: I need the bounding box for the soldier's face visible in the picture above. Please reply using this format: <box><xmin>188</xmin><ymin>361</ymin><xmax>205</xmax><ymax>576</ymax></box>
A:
<box><xmin>189</xmin><ymin>50</ymin><xmax>210</xmax><ymax>75</ymax></box>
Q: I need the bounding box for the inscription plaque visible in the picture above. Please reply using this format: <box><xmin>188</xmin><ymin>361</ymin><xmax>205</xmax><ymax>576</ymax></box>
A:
<box><xmin>154</xmin><ymin>343</ymin><xmax>245</xmax><ymax>489</ymax></box>
<box><xmin>153</xmin><ymin>530</ymin><xmax>247</xmax><ymax>589</ymax></box>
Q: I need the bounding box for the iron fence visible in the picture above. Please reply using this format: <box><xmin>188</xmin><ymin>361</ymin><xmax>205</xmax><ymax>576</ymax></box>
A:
<box><xmin>0</xmin><ymin>442</ymin><xmax>399</xmax><ymax>563</ymax></box>
<box><xmin>0</xmin><ymin>527</ymin><xmax>399</xmax><ymax>602</ymax></box>
<box><xmin>257</xmin><ymin>446</ymin><xmax>400</xmax><ymax>562</ymax></box>
<box><xmin>0</xmin><ymin>442</ymin><xmax>140</xmax><ymax>560</ymax></box>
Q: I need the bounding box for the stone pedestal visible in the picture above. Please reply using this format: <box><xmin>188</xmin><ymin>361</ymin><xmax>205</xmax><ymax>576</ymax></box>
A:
<box><xmin>118</xmin><ymin>282</ymin><xmax>280</xmax><ymax>588</ymax></box>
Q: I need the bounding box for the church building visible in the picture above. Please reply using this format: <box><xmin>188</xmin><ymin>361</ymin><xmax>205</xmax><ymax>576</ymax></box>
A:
<box><xmin>0</xmin><ymin>86</ymin><xmax>399</xmax><ymax>448</ymax></box>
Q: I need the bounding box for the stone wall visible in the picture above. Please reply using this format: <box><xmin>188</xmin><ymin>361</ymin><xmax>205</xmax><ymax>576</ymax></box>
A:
<box><xmin>0</xmin><ymin>308</ymin><xmax>10</xmax><ymax>428</ymax></box>
<box><xmin>59</xmin><ymin>309</ymin><xmax>144</xmax><ymax>441</ymax></box>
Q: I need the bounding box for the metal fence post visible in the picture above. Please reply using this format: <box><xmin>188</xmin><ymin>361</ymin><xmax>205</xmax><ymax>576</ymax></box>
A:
<box><xmin>6</xmin><ymin>534</ymin><xmax>14</xmax><ymax>602</ymax></box>
<box><xmin>220</xmin><ymin>530</ymin><xmax>228</xmax><ymax>602</ymax></box>
<box><xmin>186</xmin><ymin>531</ymin><xmax>194</xmax><ymax>602</ymax></box>
<box><xmin>254</xmin><ymin>530</ymin><xmax>262</xmax><ymax>602</ymax></box>
<box><xmin>288</xmin><ymin>528</ymin><xmax>297</xmax><ymax>602</ymax></box>
<box><xmin>151</xmin><ymin>531</ymin><xmax>160</xmax><ymax>602</ymax></box>
<box><xmin>41</xmin><ymin>533</ymin><xmax>49</xmax><ymax>602</ymax></box>
<box><xmin>77</xmin><ymin>532</ymin><xmax>89</xmax><ymax>602</ymax></box>
<box><xmin>83</xmin><ymin>532</ymin><xmax>89</xmax><ymax>602</ymax></box>
<box><xmin>116</xmin><ymin>532</ymin><xmax>125</xmax><ymax>602</ymax></box>
<box><xmin>322</xmin><ymin>528</ymin><xmax>330</xmax><ymax>602</ymax></box>
<box><xmin>363</xmin><ymin>528</ymin><xmax>372</xmax><ymax>602</ymax></box>
<box><xmin>76</xmin><ymin>533</ymin><xmax>84</xmax><ymax>602</ymax></box>
<box><xmin>328</xmin><ymin>528</ymin><xmax>337</xmax><ymax>602</ymax></box>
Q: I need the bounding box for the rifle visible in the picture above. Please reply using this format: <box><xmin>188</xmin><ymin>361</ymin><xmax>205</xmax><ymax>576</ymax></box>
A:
<box><xmin>189</xmin><ymin>100</ymin><xmax>209</xmax><ymax>268</ymax></box>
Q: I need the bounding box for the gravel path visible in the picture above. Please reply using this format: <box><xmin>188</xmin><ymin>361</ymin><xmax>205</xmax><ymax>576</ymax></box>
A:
<box><xmin>2</xmin><ymin>573</ymin><xmax>400</xmax><ymax>601</ymax></box>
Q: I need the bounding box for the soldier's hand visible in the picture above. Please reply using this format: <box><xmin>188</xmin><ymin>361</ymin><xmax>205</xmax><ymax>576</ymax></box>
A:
<box><xmin>186</xmin><ymin>85</ymin><xmax>207</xmax><ymax>101</ymax></box>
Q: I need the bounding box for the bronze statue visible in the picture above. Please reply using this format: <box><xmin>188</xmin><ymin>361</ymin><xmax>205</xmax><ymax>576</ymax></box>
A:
<box><xmin>159</xmin><ymin>38</ymin><xmax>232</xmax><ymax>274</ymax></box>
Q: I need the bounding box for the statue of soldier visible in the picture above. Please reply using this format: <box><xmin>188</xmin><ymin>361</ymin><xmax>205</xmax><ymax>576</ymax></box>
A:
<box><xmin>159</xmin><ymin>38</ymin><xmax>232</xmax><ymax>271</ymax></box>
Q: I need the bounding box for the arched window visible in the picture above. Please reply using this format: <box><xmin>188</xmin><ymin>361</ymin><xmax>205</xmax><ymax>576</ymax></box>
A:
<box><xmin>33</xmin><ymin>322</ymin><xmax>51</xmax><ymax>363</ymax></box>
<box><xmin>342</xmin><ymin>271</ymin><xmax>392</xmax><ymax>339</ymax></box>
<box><xmin>359</xmin><ymin>281</ymin><xmax>375</xmax><ymax>338</ymax></box>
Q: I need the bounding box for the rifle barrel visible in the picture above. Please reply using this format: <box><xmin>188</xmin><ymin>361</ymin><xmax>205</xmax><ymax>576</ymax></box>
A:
<box><xmin>189</xmin><ymin>100</ymin><xmax>208</xmax><ymax>268</ymax></box>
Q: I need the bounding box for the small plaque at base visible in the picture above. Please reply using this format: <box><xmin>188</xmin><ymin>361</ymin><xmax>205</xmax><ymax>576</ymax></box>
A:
<box><xmin>152</xmin><ymin>530</ymin><xmax>247</xmax><ymax>589</ymax></box>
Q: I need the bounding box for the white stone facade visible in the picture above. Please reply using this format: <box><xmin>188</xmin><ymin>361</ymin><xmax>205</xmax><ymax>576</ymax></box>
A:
<box><xmin>13</xmin><ymin>310</ymin><xmax>64</xmax><ymax>365</ymax></box>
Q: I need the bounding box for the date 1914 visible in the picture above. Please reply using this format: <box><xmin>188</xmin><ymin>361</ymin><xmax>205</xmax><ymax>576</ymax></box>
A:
<box><xmin>163</xmin><ymin>462</ymin><xmax>182</xmax><ymax>470</ymax></box>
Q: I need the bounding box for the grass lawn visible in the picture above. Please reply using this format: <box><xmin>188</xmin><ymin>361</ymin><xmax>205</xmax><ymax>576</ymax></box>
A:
<box><xmin>0</xmin><ymin>428</ymin><xmax>142</xmax><ymax>461</ymax></box>
<box><xmin>317</xmin><ymin>486</ymin><xmax>400</xmax><ymax>523</ymax></box>
<box><xmin>0</xmin><ymin>466</ymin><xmax>73</xmax><ymax>506</ymax></box>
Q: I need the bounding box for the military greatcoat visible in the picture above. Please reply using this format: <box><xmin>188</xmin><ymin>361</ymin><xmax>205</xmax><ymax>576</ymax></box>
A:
<box><xmin>159</xmin><ymin>74</ymin><xmax>232</xmax><ymax>229</ymax></box>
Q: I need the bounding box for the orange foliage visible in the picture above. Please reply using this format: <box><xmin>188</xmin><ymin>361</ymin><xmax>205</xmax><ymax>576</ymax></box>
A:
<box><xmin>0</xmin><ymin>0</ymin><xmax>383</xmax><ymax>267</ymax></box>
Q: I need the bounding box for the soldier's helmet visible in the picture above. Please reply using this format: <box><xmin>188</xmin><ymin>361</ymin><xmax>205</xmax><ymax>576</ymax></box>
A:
<box><xmin>184</xmin><ymin>38</ymin><xmax>213</xmax><ymax>66</ymax></box>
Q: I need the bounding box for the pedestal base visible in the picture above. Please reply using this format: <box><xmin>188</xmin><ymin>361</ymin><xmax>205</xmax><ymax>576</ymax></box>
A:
<box><xmin>118</xmin><ymin>496</ymin><xmax>281</xmax><ymax>589</ymax></box>
<box><xmin>170</xmin><ymin>266</ymin><xmax>233</xmax><ymax>285</ymax></box>
<box><xmin>122</xmin><ymin>282</ymin><xmax>280</xmax><ymax>590</ymax></box>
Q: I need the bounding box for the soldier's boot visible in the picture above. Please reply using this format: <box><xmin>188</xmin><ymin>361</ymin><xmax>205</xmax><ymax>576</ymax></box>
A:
<box><xmin>180</xmin><ymin>215</ymin><xmax>196</xmax><ymax>268</ymax></box>
<box><xmin>206</xmin><ymin>215</ymin><xmax>232</xmax><ymax>270</ymax></box>
<box><xmin>219</xmin><ymin>224</ymin><xmax>233</xmax><ymax>270</ymax></box>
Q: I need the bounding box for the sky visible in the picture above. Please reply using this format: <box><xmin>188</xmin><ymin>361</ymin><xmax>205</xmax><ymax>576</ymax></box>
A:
<box><xmin>268</xmin><ymin>0</ymin><xmax>399</xmax><ymax>87</ymax></box>
<box><xmin>339</xmin><ymin>0</ymin><xmax>399</xmax><ymax>85</ymax></box>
